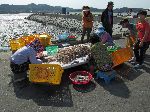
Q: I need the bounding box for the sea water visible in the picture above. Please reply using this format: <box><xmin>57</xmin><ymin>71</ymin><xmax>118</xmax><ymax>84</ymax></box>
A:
<box><xmin>0</xmin><ymin>13</ymin><xmax>58</xmax><ymax>50</ymax></box>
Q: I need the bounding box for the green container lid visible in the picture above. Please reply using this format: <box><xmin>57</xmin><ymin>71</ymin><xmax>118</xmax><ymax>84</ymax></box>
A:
<box><xmin>107</xmin><ymin>45</ymin><xmax>119</xmax><ymax>52</ymax></box>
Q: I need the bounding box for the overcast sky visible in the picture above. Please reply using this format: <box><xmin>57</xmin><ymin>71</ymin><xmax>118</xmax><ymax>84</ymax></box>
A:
<box><xmin>0</xmin><ymin>0</ymin><xmax>150</xmax><ymax>9</ymax></box>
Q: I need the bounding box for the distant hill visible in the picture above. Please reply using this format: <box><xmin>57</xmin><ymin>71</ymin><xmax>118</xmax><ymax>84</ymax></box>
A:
<box><xmin>0</xmin><ymin>3</ymin><xmax>146</xmax><ymax>14</ymax></box>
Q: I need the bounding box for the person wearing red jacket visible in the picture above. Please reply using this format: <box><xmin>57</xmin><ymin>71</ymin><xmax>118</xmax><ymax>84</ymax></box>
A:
<box><xmin>133</xmin><ymin>10</ymin><xmax>150</xmax><ymax>68</ymax></box>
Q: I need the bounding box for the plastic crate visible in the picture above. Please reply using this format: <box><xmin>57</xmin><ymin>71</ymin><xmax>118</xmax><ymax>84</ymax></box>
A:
<box><xmin>22</xmin><ymin>35</ymin><xmax>37</xmax><ymax>45</ymax></box>
<box><xmin>46</xmin><ymin>45</ymin><xmax>58</xmax><ymax>56</ymax></box>
<box><xmin>9</xmin><ymin>38</ymin><xmax>25</xmax><ymax>51</ymax></box>
<box><xmin>38</xmin><ymin>34</ymin><xmax>52</xmax><ymax>47</ymax></box>
<box><xmin>126</xmin><ymin>36</ymin><xmax>136</xmax><ymax>47</ymax></box>
<box><xmin>29</xmin><ymin>64</ymin><xmax>64</xmax><ymax>85</ymax></box>
<box><xmin>111</xmin><ymin>47</ymin><xmax>133</xmax><ymax>67</ymax></box>
<box><xmin>32</xmin><ymin>34</ymin><xmax>40</xmax><ymax>38</ymax></box>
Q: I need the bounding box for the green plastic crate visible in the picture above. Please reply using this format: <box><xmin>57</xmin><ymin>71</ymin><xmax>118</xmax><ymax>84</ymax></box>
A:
<box><xmin>46</xmin><ymin>45</ymin><xmax>58</xmax><ymax>56</ymax></box>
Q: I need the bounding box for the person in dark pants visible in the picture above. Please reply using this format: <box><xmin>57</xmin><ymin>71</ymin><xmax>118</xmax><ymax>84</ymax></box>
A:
<box><xmin>81</xmin><ymin>6</ymin><xmax>93</xmax><ymax>43</ymax></box>
<box><xmin>10</xmin><ymin>39</ymin><xmax>44</xmax><ymax>87</ymax></box>
<box><xmin>134</xmin><ymin>41</ymin><xmax>150</xmax><ymax>66</ymax></box>
<box><xmin>101</xmin><ymin>1</ymin><xmax>114</xmax><ymax>37</ymax></box>
<box><xmin>133</xmin><ymin>10</ymin><xmax>150</xmax><ymax>68</ymax></box>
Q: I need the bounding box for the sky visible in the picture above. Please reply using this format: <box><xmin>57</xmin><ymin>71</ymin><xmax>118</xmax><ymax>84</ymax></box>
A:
<box><xmin>0</xmin><ymin>0</ymin><xmax>150</xmax><ymax>9</ymax></box>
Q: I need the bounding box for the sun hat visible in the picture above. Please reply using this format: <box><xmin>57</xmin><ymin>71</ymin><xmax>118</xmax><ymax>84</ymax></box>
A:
<box><xmin>108</xmin><ymin>1</ymin><xmax>114</xmax><ymax>6</ymax></box>
<box><xmin>95</xmin><ymin>28</ymin><xmax>105</xmax><ymax>37</ymax></box>
<box><xmin>83</xmin><ymin>9</ymin><xmax>90</xmax><ymax>12</ymax></box>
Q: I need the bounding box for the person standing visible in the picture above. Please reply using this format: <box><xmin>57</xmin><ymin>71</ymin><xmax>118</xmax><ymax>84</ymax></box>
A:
<box><xmin>133</xmin><ymin>10</ymin><xmax>150</xmax><ymax>68</ymax></box>
<box><xmin>101</xmin><ymin>1</ymin><xmax>114</xmax><ymax>37</ymax></box>
<box><xmin>81</xmin><ymin>6</ymin><xmax>93</xmax><ymax>43</ymax></box>
<box><xmin>120</xmin><ymin>18</ymin><xmax>137</xmax><ymax>47</ymax></box>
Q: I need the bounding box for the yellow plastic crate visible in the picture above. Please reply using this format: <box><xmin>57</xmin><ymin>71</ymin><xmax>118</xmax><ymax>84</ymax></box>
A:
<box><xmin>9</xmin><ymin>38</ymin><xmax>25</xmax><ymax>51</ymax></box>
<box><xmin>29</xmin><ymin>64</ymin><xmax>64</xmax><ymax>85</ymax></box>
<box><xmin>32</xmin><ymin>34</ymin><xmax>40</xmax><ymax>38</ymax></box>
<box><xmin>38</xmin><ymin>34</ymin><xmax>52</xmax><ymax>47</ymax></box>
<box><xmin>22</xmin><ymin>35</ymin><xmax>37</xmax><ymax>45</ymax></box>
<box><xmin>32</xmin><ymin>33</ymin><xmax>52</xmax><ymax>47</ymax></box>
<box><xmin>111</xmin><ymin>47</ymin><xmax>133</xmax><ymax>67</ymax></box>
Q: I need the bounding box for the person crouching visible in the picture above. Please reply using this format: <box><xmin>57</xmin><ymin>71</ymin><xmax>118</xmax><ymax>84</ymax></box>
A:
<box><xmin>10</xmin><ymin>38</ymin><xmax>44</xmax><ymax>86</ymax></box>
<box><xmin>90</xmin><ymin>25</ymin><xmax>114</xmax><ymax>46</ymax></box>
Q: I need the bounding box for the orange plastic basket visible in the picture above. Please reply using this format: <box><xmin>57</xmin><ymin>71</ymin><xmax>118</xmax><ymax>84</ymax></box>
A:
<box><xmin>111</xmin><ymin>47</ymin><xmax>133</xmax><ymax>67</ymax></box>
<box><xmin>29</xmin><ymin>64</ymin><xmax>64</xmax><ymax>85</ymax></box>
<box><xmin>9</xmin><ymin>38</ymin><xmax>25</xmax><ymax>51</ymax></box>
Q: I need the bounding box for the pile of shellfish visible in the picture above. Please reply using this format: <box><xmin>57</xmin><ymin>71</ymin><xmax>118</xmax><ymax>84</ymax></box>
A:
<box><xmin>53</xmin><ymin>44</ymin><xmax>91</xmax><ymax>64</ymax></box>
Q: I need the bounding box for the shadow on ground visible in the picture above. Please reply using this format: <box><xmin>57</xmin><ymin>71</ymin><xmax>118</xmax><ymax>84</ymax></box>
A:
<box><xmin>114</xmin><ymin>63</ymin><xmax>143</xmax><ymax>81</ymax></box>
<box><xmin>94</xmin><ymin>69</ymin><xmax>131</xmax><ymax>99</ymax></box>
<box><xmin>95</xmin><ymin>63</ymin><xmax>144</xmax><ymax>98</ymax></box>
<box><xmin>9</xmin><ymin>62</ymin><xmax>145</xmax><ymax>105</ymax></box>
<box><xmin>72</xmin><ymin>81</ymin><xmax>96</xmax><ymax>93</ymax></box>
<box><xmin>95</xmin><ymin>78</ymin><xmax>130</xmax><ymax>98</ymax></box>
<box><xmin>10</xmin><ymin>64</ymin><xmax>96</xmax><ymax>107</ymax></box>
<box><xmin>10</xmin><ymin>71</ymin><xmax>73</xmax><ymax>107</ymax></box>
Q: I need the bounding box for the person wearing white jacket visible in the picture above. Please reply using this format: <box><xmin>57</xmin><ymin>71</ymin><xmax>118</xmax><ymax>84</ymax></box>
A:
<box><xmin>10</xmin><ymin>38</ymin><xmax>44</xmax><ymax>84</ymax></box>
